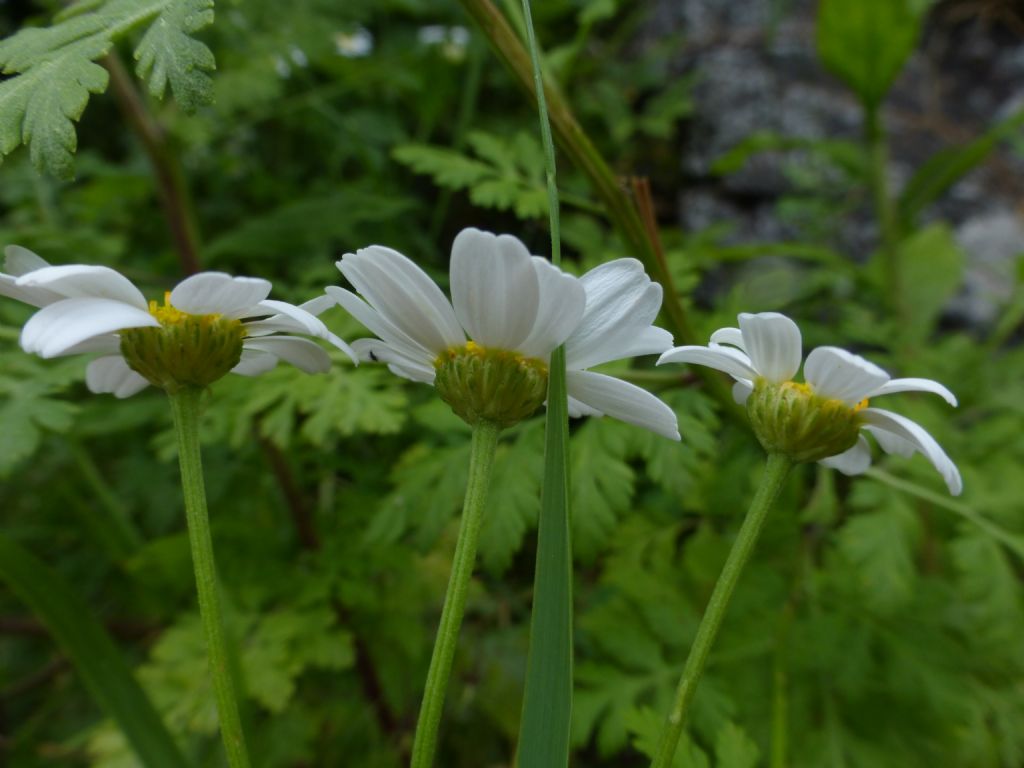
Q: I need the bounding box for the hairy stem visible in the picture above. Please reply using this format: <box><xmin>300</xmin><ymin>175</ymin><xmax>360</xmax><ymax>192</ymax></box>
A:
<box><xmin>651</xmin><ymin>453</ymin><xmax>791</xmax><ymax>768</ymax></box>
<box><xmin>410</xmin><ymin>419</ymin><xmax>500</xmax><ymax>768</ymax></box>
<box><xmin>104</xmin><ymin>53</ymin><xmax>202</xmax><ymax>275</ymax></box>
<box><xmin>168</xmin><ymin>387</ymin><xmax>251</xmax><ymax>768</ymax></box>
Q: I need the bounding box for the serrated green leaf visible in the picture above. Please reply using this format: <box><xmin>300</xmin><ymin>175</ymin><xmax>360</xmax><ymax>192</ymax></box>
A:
<box><xmin>0</xmin><ymin>0</ymin><xmax>216</xmax><ymax>176</ymax></box>
<box><xmin>477</xmin><ymin>421</ymin><xmax>543</xmax><ymax>574</ymax></box>
<box><xmin>0</xmin><ymin>44</ymin><xmax>110</xmax><ymax>177</ymax></box>
<box><xmin>571</xmin><ymin>419</ymin><xmax>634</xmax><ymax>560</ymax></box>
<box><xmin>715</xmin><ymin>721</ymin><xmax>759</xmax><ymax>768</ymax></box>
<box><xmin>0</xmin><ymin>351</ymin><xmax>81</xmax><ymax>473</ymax></box>
<box><xmin>134</xmin><ymin>0</ymin><xmax>215</xmax><ymax>111</ymax></box>
<box><xmin>625</xmin><ymin>707</ymin><xmax>708</xmax><ymax>767</ymax></box>
<box><xmin>368</xmin><ymin>440</ymin><xmax>471</xmax><ymax>547</ymax></box>
<box><xmin>393</xmin><ymin>131</ymin><xmax>550</xmax><ymax>221</ymax></box>
<box><xmin>392</xmin><ymin>144</ymin><xmax>493</xmax><ymax>188</ymax></box>
<box><xmin>951</xmin><ymin>531</ymin><xmax>1024</xmax><ymax>650</ymax></box>
<box><xmin>838</xmin><ymin>489</ymin><xmax>921</xmax><ymax>613</ymax></box>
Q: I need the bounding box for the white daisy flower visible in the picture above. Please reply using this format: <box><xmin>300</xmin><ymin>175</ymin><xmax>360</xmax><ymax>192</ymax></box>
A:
<box><xmin>327</xmin><ymin>227</ymin><xmax>679</xmax><ymax>439</ymax></box>
<box><xmin>658</xmin><ymin>312</ymin><xmax>961</xmax><ymax>495</ymax></box>
<box><xmin>0</xmin><ymin>246</ymin><xmax>355</xmax><ymax>398</ymax></box>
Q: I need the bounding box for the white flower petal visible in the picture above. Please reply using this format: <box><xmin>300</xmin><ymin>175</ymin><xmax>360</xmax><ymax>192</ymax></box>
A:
<box><xmin>326</xmin><ymin>285</ymin><xmax>436</xmax><ymax>369</ymax></box>
<box><xmin>819</xmin><ymin>435</ymin><xmax>872</xmax><ymax>475</ymax></box>
<box><xmin>242</xmin><ymin>336</ymin><xmax>331</xmax><ymax>374</ymax></box>
<box><xmin>4</xmin><ymin>245</ymin><xmax>50</xmax><ymax>276</ymax></box>
<box><xmin>517</xmin><ymin>257</ymin><xmax>586</xmax><ymax>359</ymax></box>
<box><xmin>85</xmin><ymin>355</ymin><xmax>150</xmax><ymax>398</ymax></box>
<box><xmin>868</xmin><ymin>378</ymin><xmax>957</xmax><ymax>407</ymax></box>
<box><xmin>804</xmin><ymin>346</ymin><xmax>890</xmax><ymax>404</ymax></box>
<box><xmin>298</xmin><ymin>294</ymin><xmax>337</xmax><ymax>317</ymax></box>
<box><xmin>56</xmin><ymin>333</ymin><xmax>122</xmax><ymax>357</ymax></box>
<box><xmin>860</xmin><ymin>408</ymin><xmax>962</xmax><ymax>495</ymax></box>
<box><xmin>242</xmin><ymin>299</ymin><xmax>357</xmax><ymax>364</ymax></box>
<box><xmin>170</xmin><ymin>273</ymin><xmax>272</xmax><ymax>317</ymax></box>
<box><xmin>565</xmin><ymin>259</ymin><xmax>667</xmax><ymax>370</ymax></box>
<box><xmin>232</xmin><ymin>349</ymin><xmax>280</xmax><ymax>377</ymax></box>
<box><xmin>567</xmin><ymin>396</ymin><xmax>603</xmax><ymax>418</ymax></box>
<box><xmin>614</xmin><ymin>326</ymin><xmax>675</xmax><ymax>360</ymax></box>
<box><xmin>449</xmin><ymin>228</ymin><xmax>538</xmax><ymax>349</ymax></box>
<box><xmin>339</xmin><ymin>245</ymin><xmax>463</xmax><ymax>353</ymax></box>
<box><xmin>709</xmin><ymin>326</ymin><xmax>745</xmax><ymax>350</ymax></box>
<box><xmin>0</xmin><ymin>273</ymin><xmax>64</xmax><ymax>307</ymax></box>
<box><xmin>566</xmin><ymin>369</ymin><xmax>680</xmax><ymax>440</ymax></box>
<box><xmin>864</xmin><ymin>424</ymin><xmax>916</xmax><ymax>457</ymax></box>
<box><xmin>658</xmin><ymin>344</ymin><xmax>759</xmax><ymax>380</ymax></box>
<box><xmin>352</xmin><ymin>338</ymin><xmax>436</xmax><ymax>383</ymax></box>
<box><xmin>737</xmin><ymin>312</ymin><xmax>802</xmax><ymax>382</ymax></box>
<box><xmin>732</xmin><ymin>379</ymin><xmax>754</xmax><ymax>404</ymax></box>
<box><xmin>16</xmin><ymin>265</ymin><xmax>148</xmax><ymax>309</ymax></box>
<box><xmin>21</xmin><ymin>298</ymin><xmax>159</xmax><ymax>358</ymax></box>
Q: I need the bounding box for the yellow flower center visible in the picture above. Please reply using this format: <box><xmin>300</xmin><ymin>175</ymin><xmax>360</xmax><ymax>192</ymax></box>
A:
<box><xmin>119</xmin><ymin>294</ymin><xmax>246</xmax><ymax>393</ymax></box>
<box><xmin>433</xmin><ymin>343</ymin><xmax>548</xmax><ymax>428</ymax></box>
<box><xmin>746</xmin><ymin>377</ymin><xmax>865</xmax><ymax>463</ymax></box>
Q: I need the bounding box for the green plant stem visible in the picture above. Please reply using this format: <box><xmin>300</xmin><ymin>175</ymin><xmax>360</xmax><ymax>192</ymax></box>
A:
<box><xmin>651</xmin><ymin>452</ymin><xmax>792</xmax><ymax>768</ymax></box>
<box><xmin>866</xmin><ymin>467</ymin><xmax>1024</xmax><ymax>562</ymax></box>
<box><xmin>410</xmin><ymin>419</ymin><xmax>500</xmax><ymax>768</ymax></box>
<box><xmin>104</xmin><ymin>52</ymin><xmax>202</xmax><ymax>275</ymax></box>
<box><xmin>865</xmin><ymin>105</ymin><xmax>902</xmax><ymax>330</ymax></box>
<box><xmin>168</xmin><ymin>387</ymin><xmax>251</xmax><ymax>768</ymax></box>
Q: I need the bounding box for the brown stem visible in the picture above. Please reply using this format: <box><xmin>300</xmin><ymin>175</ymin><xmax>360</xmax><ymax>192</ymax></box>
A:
<box><xmin>0</xmin><ymin>657</ymin><xmax>68</xmax><ymax>700</ymax></box>
<box><xmin>332</xmin><ymin>598</ymin><xmax>404</xmax><ymax>745</ymax></box>
<box><xmin>256</xmin><ymin>432</ymin><xmax>320</xmax><ymax>551</ymax></box>
<box><xmin>630</xmin><ymin>177</ymin><xmax>673</xmax><ymax>285</ymax></box>
<box><xmin>456</xmin><ymin>0</ymin><xmax>742</xmax><ymax>417</ymax></box>
<box><xmin>0</xmin><ymin>615</ymin><xmax>155</xmax><ymax>639</ymax></box>
<box><xmin>103</xmin><ymin>52</ymin><xmax>202</xmax><ymax>275</ymax></box>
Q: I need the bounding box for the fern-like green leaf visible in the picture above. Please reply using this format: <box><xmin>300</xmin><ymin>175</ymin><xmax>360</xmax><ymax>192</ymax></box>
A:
<box><xmin>0</xmin><ymin>0</ymin><xmax>216</xmax><ymax>177</ymax></box>
<box><xmin>837</xmin><ymin>496</ymin><xmax>921</xmax><ymax>615</ymax></box>
<box><xmin>393</xmin><ymin>131</ymin><xmax>550</xmax><ymax>220</ymax></box>
<box><xmin>0</xmin><ymin>349</ymin><xmax>82</xmax><ymax>473</ymax></box>
<box><xmin>134</xmin><ymin>0</ymin><xmax>215</xmax><ymax>111</ymax></box>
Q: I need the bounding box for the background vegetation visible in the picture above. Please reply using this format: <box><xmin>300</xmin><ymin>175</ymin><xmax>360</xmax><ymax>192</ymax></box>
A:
<box><xmin>1</xmin><ymin>0</ymin><xmax>1022</xmax><ymax>765</ymax></box>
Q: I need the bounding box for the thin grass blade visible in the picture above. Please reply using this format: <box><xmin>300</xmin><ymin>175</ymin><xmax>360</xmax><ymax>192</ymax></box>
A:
<box><xmin>0</xmin><ymin>534</ymin><xmax>189</xmax><ymax>768</ymax></box>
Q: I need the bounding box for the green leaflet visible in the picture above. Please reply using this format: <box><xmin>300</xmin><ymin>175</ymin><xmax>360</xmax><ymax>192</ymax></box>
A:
<box><xmin>0</xmin><ymin>348</ymin><xmax>81</xmax><ymax>475</ymax></box>
<box><xmin>816</xmin><ymin>0</ymin><xmax>926</xmax><ymax>108</ymax></box>
<box><xmin>0</xmin><ymin>0</ymin><xmax>216</xmax><ymax>177</ymax></box>
<box><xmin>897</xmin><ymin>107</ymin><xmax>1024</xmax><ymax>230</ymax></box>
<box><xmin>0</xmin><ymin>533</ymin><xmax>189</xmax><ymax>768</ymax></box>
<box><xmin>393</xmin><ymin>131</ymin><xmax>549</xmax><ymax>220</ymax></box>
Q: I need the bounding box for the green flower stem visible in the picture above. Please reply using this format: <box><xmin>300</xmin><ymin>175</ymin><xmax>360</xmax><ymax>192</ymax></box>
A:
<box><xmin>168</xmin><ymin>387</ymin><xmax>251</xmax><ymax>768</ymax></box>
<box><xmin>651</xmin><ymin>452</ymin><xmax>792</xmax><ymax>768</ymax></box>
<box><xmin>411</xmin><ymin>419</ymin><xmax>501</xmax><ymax>768</ymax></box>
<box><xmin>865</xmin><ymin>104</ymin><xmax>904</xmax><ymax>342</ymax></box>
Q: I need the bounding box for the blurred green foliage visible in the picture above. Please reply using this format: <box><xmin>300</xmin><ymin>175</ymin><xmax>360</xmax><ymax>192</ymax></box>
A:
<box><xmin>0</xmin><ymin>0</ymin><xmax>1022</xmax><ymax>766</ymax></box>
